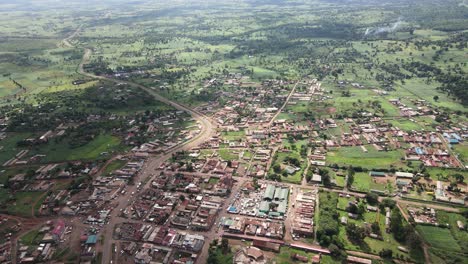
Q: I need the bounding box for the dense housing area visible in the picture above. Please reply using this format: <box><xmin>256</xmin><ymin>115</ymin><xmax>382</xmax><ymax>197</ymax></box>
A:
<box><xmin>0</xmin><ymin>0</ymin><xmax>466</xmax><ymax>264</ymax></box>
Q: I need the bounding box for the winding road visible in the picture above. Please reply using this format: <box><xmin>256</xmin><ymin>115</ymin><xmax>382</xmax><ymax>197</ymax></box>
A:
<box><xmin>77</xmin><ymin>45</ymin><xmax>216</xmax><ymax>264</ymax></box>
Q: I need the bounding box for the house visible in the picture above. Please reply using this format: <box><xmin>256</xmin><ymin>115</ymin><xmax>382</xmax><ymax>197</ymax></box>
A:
<box><xmin>369</xmin><ymin>171</ymin><xmax>386</xmax><ymax>177</ymax></box>
<box><xmin>340</xmin><ymin>216</ymin><xmax>348</xmax><ymax>225</ymax></box>
<box><xmin>347</xmin><ymin>256</ymin><xmax>372</xmax><ymax>264</ymax></box>
<box><xmin>86</xmin><ymin>235</ymin><xmax>98</xmax><ymax>245</ymax></box>
<box><xmin>395</xmin><ymin>172</ymin><xmax>414</xmax><ymax>179</ymax></box>
<box><xmin>246</xmin><ymin>247</ymin><xmax>264</xmax><ymax>261</ymax></box>
<box><xmin>311</xmin><ymin>174</ymin><xmax>322</xmax><ymax>183</ymax></box>
<box><xmin>252</xmin><ymin>240</ymin><xmax>280</xmax><ymax>252</ymax></box>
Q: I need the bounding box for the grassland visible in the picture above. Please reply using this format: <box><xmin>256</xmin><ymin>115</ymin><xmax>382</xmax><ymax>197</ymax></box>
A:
<box><xmin>0</xmin><ymin>132</ymin><xmax>34</xmax><ymax>164</ymax></box>
<box><xmin>29</xmin><ymin>134</ymin><xmax>121</xmax><ymax>162</ymax></box>
<box><xmin>219</xmin><ymin>148</ymin><xmax>240</xmax><ymax>161</ymax></box>
<box><xmin>7</xmin><ymin>191</ymin><xmax>46</xmax><ymax>217</ymax></box>
<box><xmin>436</xmin><ymin>211</ymin><xmax>468</xmax><ymax>253</ymax></box>
<box><xmin>327</xmin><ymin>146</ymin><xmax>406</xmax><ymax>170</ymax></box>
<box><xmin>102</xmin><ymin>159</ymin><xmax>128</xmax><ymax>176</ymax></box>
<box><xmin>20</xmin><ymin>229</ymin><xmax>43</xmax><ymax>246</ymax></box>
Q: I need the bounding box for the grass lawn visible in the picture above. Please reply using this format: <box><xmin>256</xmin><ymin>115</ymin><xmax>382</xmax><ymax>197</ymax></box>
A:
<box><xmin>337</xmin><ymin>197</ymin><xmax>355</xmax><ymax>211</ymax></box>
<box><xmin>351</xmin><ymin>172</ymin><xmax>389</xmax><ymax>192</ymax></box>
<box><xmin>334</xmin><ymin>176</ymin><xmax>345</xmax><ymax>187</ymax></box>
<box><xmin>388</xmin><ymin>119</ymin><xmax>423</xmax><ymax>131</ymax></box>
<box><xmin>20</xmin><ymin>229</ymin><xmax>43</xmax><ymax>246</ymax></box>
<box><xmin>327</xmin><ymin>146</ymin><xmax>406</xmax><ymax>169</ymax></box>
<box><xmin>271</xmin><ymin>151</ymin><xmax>304</xmax><ymax>184</ymax></box>
<box><xmin>221</xmin><ymin>130</ymin><xmax>245</xmax><ymax>141</ymax></box>
<box><xmin>7</xmin><ymin>191</ymin><xmax>46</xmax><ymax>217</ymax></box>
<box><xmin>452</xmin><ymin>144</ymin><xmax>468</xmax><ymax>163</ymax></box>
<box><xmin>219</xmin><ymin>148</ymin><xmax>239</xmax><ymax>161</ymax></box>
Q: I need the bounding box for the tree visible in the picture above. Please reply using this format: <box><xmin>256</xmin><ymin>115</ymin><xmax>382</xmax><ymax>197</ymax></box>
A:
<box><xmin>357</xmin><ymin>202</ymin><xmax>366</xmax><ymax>216</ymax></box>
<box><xmin>347</xmin><ymin>166</ymin><xmax>355</xmax><ymax>188</ymax></box>
<box><xmin>433</xmin><ymin>95</ymin><xmax>439</xmax><ymax>102</ymax></box>
<box><xmin>329</xmin><ymin>243</ymin><xmax>346</xmax><ymax>259</ymax></box>
<box><xmin>252</xmin><ymin>178</ymin><xmax>259</xmax><ymax>190</ymax></box>
<box><xmin>273</xmin><ymin>164</ymin><xmax>281</xmax><ymax>173</ymax></box>
<box><xmin>365</xmin><ymin>192</ymin><xmax>379</xmax><ymax>205</ymax></box>
<box><xmin>220</xmin><ymin>238</ymin><xmax>229</xmax><ymax>254</ymax></box>
<box><xmin>347</xmin><ymin>203</ymin><xmax>358</xmax><ymax>214</ymax></box>
<box><xmin>379</xmin><ymin>198</ymin><xmax>396</xmax><ymax>211</ymax></box>
<box><xmin>379</xmin><ymin>249</ymin><xmax>393</xmax><ymax>259</ymax></box>
<box><xmin>346</xmin><ymin>223</ymin><xmax>366</xmax><ymax>243</ymax></box>
<box><xmin>390</xmin><ymin>208</ymin><xmax>405</xmax><ymax>242</ymax></box>
<box><xmin>452</xmin><ymin>173</ymin><xmax>464</xmax><ymax>184</ymax></box>
<box><xmin>322</xmin><ymin>173</ymin><xmax>331</xmax><ymax>186</ymax></box>
<box><xmin>371</xmin><ymin>222</ymin><xmax>381</xmax><ymax>235</ymax></box>
<box><xmin>406</xmin><ymin>229</ymin><xmax>422</xmax><ymax>251</ymax></box>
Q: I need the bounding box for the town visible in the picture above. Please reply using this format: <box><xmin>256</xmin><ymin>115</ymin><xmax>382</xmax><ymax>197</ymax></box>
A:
<box><xmin>0</xmin><ymin>0</ymin><xmax>466</xmax><ymax>264</ymax></box>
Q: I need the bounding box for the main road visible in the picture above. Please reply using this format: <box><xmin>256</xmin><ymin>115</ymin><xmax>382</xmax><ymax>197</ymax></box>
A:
<box><xmin>78</xmin><ymin>48</ymin><xmax>216</xmax><ymax>264</ymax></box>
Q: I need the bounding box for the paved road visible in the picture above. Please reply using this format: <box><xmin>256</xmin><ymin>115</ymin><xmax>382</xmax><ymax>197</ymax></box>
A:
<box><xmin>77</xmin><ymin>48</ymin><xmax>216</xmax><ymax>264</ymax></box>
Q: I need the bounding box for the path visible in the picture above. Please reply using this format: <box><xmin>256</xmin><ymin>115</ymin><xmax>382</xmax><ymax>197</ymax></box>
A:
<box><xmin>267</xmin><ymin>81</ymin><xmax>299</xmax><ymax>126</ymax></box>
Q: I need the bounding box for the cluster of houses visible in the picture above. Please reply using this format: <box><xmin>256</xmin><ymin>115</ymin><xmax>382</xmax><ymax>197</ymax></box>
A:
<box><xmin>129</xmin><ymin>111</ymin><xmax>201</xmax><ymax>155</ymax></box>
<box><xmin>121</xmin><ymin>242</ymin><xmax>174</xmax><ymax>264</ymax></box>
<box><xmin>220</xmin><ymin>216</ymin><xmax>285</xmax><ymax>240</ymax></box>
<box><xmin>389</xmin><ymin>98</ymin><xmax>434</xmax><ymax>117</ymax></box>
<box><xmin>291</xmin><ymin>189</ymin><xmax>317</xmax><ymax>238</ymax></box>
<box><xmin>17</xmin><ymin>220</ymin><xmax>77</xmax><ymax>263</ymax></box>
<box><xmin>115</xmin><ymin>223</ymin><xmax>205</xmax><ymax>253</ymax></box>
<box><xmin>227</xmin><ymin>183</ymin><xmax>290</xmax><ymax>220</ymax></box>
<box><xmin>407</xmin><ymin>206</ymin><xmax>438</xmax><ymax>225</ymax></box>
<box><xmin>197</xmin><ymin>79</ymin><xmax>293</xmax><ymax>127</ymax></box>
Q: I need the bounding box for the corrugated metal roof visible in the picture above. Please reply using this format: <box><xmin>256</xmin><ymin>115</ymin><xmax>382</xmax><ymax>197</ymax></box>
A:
<box><xmin>264</xmin><ymin>184</ymin><xmax>275</xmax><ymax>200</ymax></box>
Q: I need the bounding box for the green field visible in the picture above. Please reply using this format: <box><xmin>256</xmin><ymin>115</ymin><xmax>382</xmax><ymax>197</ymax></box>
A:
<box><xmin>7</xmin><ymin>191</ymin><xmax>46</xmax><ymax>217</ymax></box>
<box><xmin>219</xmin><ymin>148</ymin><xmax>239</xmax><ymax>161</ymax></box>
<box><xmin>102</xmin><ymin>159</ymin><xmax>127</xmax><ymax>176</ymax></box>
<box><xmin>0</xmin><ymin>133</ymin><xmax>34</xmax><ymax>164</ymax></box>
<box><xmin>20</xmin><ymin>229</ymin><xmax>43</xmax><ymax>246</ymax></box>
<box><xmin>327</xmin><ymin>146</ymin><xmax>406</xmax><ymax>169</ymax></box>
<box><xmin>30</xmin><ymin>134</ymin><xmax>121</xmax><ymax>162</ymax></box>
<box><xmin>416</xmin><ymin>225</ymin><xmax>461</xmax><ymax>252</ymax></box>
<box><xmin>351</xmin><ymin>172</ymin><xmax>389</xmax><ymax>193</ymax></box>
<box><xmin>436</xmin><ymin>211</ymin><xmax>468</xmax><ymax>252</ymax></box>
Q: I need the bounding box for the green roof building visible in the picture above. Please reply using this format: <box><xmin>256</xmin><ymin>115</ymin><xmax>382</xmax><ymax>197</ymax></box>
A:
<box><xmin>264</xmin><ymin>184</ymin><xmax>275</xmax><ymax>200</ymax></box>
<box><xmin>259</xmin><ymin>201</ymin><xmax>270</xmax><ymax>213</ymax></box>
